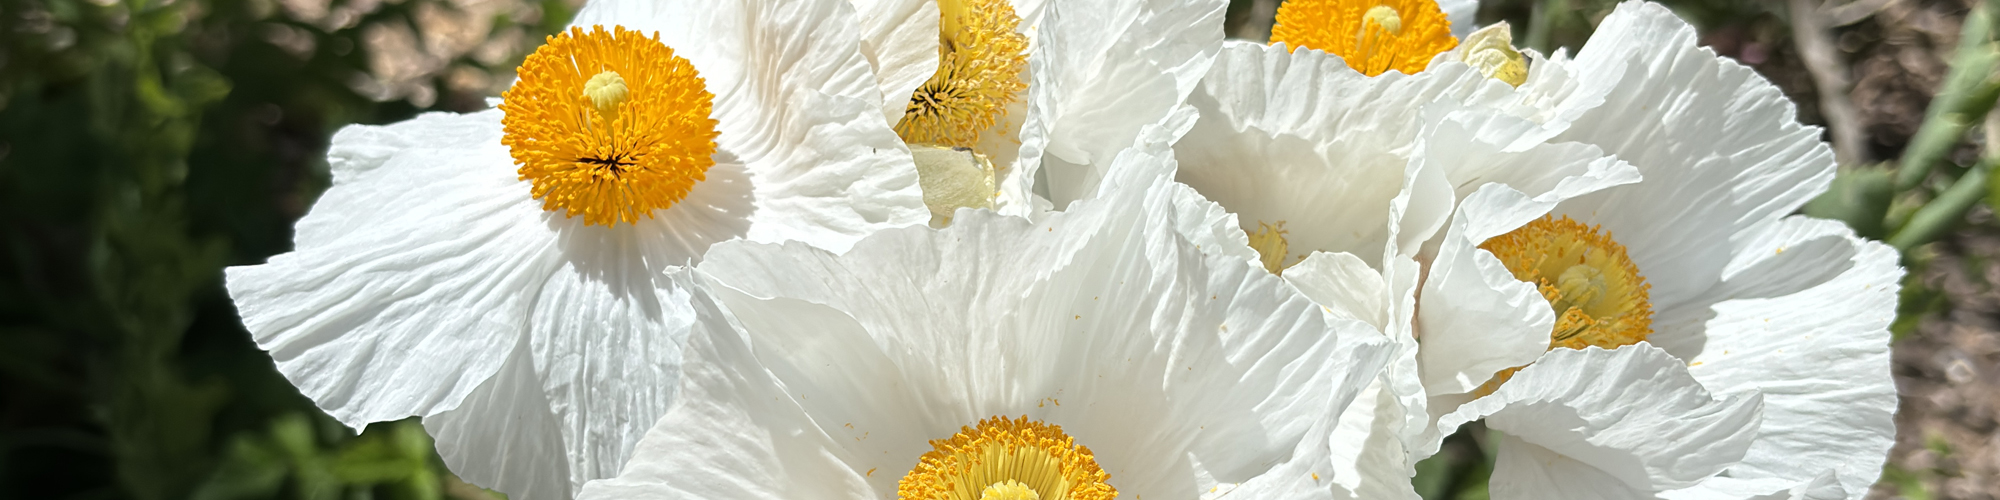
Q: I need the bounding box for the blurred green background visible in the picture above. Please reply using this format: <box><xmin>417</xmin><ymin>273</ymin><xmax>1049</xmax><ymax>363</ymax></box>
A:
<box><xmin>0</xmin><ymin>0</ymin><xmax>1990</xmax><ymax>498</ymax></box>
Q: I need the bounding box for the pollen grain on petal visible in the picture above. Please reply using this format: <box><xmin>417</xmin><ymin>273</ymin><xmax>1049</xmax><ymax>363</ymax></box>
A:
<box><xmin>501</xmin><ymin>25</ymin><xmax>720</xmax><ymax>227</ymax></box>
<box><xmin>1271</xmin><ymin>0</ymin><xmax>1459</xmax><ymax>76</ymax></box>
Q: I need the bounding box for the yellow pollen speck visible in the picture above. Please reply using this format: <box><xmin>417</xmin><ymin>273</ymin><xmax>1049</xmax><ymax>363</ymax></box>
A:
<box><xmin>899</xmin><ymin>416</ymin><xmax>1114</xmax><ymax>500</ymax></box>
<box><xmin>1474</xmin><ymin>215</ymin><xmax>1654</xmax><ymax>396</ymax></box>
<box><xmin>1272</xmin><ymin>0</ymin><xmax>1458</xmax><ymax>76</ymax></box>
<box><xmin>1247</xmin><ymin>221</ymin><xmax>1291</xmax><ymax>275</ymax></box>
<box><xmin>897</xmin><ymin>0</ymin><xmax>1029</xmax><ymax>149</ymax></box>
<box><xmin>502</xmin><ymin>25</ymin><xmax>719</xmax><ymax>227</ymax></box>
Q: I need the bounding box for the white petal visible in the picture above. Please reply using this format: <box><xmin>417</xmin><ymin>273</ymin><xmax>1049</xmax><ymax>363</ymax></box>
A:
<box><xmin>1437</xmin><ymin>0</ymin><xmax>1478</xmax><ymax>38</ymax></box>
<box><xmin>1326</xmin><ymin>377</ymin><xmax>1423</xmax><ymax>500</ymax></box>
<box><xmin>225</xmin><ymin>110</ymin><xmax>558</xmax><ymax>429</ymax></box>
<box><xmin>1665</xmin><ymin>471</ymin><xmax>1849</xmax><ymax>500</ymax></box>
<box><xmin>300</xmin><ymin>111</ymin><xmax>510</xmax><ymax>248</ymax></box>
<box><xmin>1489</xmin><ymin>433</ymin><xmax>1652</xmax><ymax>500</ymax></box>
<box><xmin>1662</xmin><ymin>217</ymin><xmax>1900</xmax><ymax>499</ymax></box>
<box><xmin>1176</xmin><ymin>41</ymin><xmax>1594</xmax><ymax>271</ymax></box>
<box><xmin>664</xmin><ymin>152</ymin><xmax>1391</xmax><ymax>497</ymax></box>
<box><xmin>1287</xmin><ymin>252</ymin><xmax>1388</xmax><ymax>331</ymax></box>
<box><xmin>1178</xmin><ymin>42</ymin><xmax>1461</xmax><ymax>268</ymax></box>
<box><xmin>574</xmin><ymin>0</ymin><xmax>928</xmax><ymax>255</ymax></box>
<box><xmin>1370</xmin><ymin>156</ymin><xmax>1447</xmax><ymax>470</ymax></box>
<box><xmin>424</xmin><ymin>343</ymin><xmax>571</xmax><ymax>500</ymax></box>
<box><xmin>1015</xmin><ymin>0</ymin><xmax>1226</xmax><ymax>210</ymax></box>
<box><xmin>849</xmin><ymin>0</ymin><xmax>942</xmax><ymax>126</ymax></box>
<box><xmin>1415</xmin><ymin>186</ymin><xmax>1556</xmax><ymax>395</ymax></box>
<box><xmin>522</xmin><ymin>266</ymin><xmax>718</xmax><ymax>489</ymax></box>
<box><xmin>1548</xmin><ymin>1</ymin><xmax>1837</xmax><ymax>308</ymax></box>
<box><xmin>575</xmin><ymin>280</ymin><xmax>870</xmax><ymax>500</ymax></box>
<box><xmin>1442</xmin><ymin>345</ymin><xmax>1764</xmax><ymax>497</ymax></box>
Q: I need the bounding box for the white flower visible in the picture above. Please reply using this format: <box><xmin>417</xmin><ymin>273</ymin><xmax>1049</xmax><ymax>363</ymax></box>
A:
<box><xmin>1173</xmin><ymin>36</ymin><xmax>1637</xmax><ymax>500</ymax></box>
<box><xmin>1170</xmin><ymin>2</ymin><xmax>1899</xmax><ymax>499</ymax></box>
<box><xmin>850</xmin><ymin>0</ymin><xmax>1228</xmax><ymax>218</ymax></box>
<box><xmin>1407</xmin><ymin>4</ymin><xmax>1900</xmax><ymax>499</ymax></box>
<box><xmin>573</xmin><ymin>141</ymin><xmax>1395</xmax><ymax>499</ymax></box>
<box><xmin>222</xmin><ymin>0</ymin><xmax>926</xmax><ymax>498</ymax></box>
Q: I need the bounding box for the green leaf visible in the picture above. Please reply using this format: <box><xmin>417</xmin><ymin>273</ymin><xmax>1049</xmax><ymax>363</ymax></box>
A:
<box><xmin>1803</xmin><ymin>165</ymin><xmax>1895</xmax><ymax>240</ymax></box>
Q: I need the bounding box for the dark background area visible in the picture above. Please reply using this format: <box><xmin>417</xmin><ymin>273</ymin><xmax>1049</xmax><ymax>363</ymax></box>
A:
<box><xmin>0</xmin><ymin>0</ymin><xmax>1986</xmax><ymax>498</ymax></box>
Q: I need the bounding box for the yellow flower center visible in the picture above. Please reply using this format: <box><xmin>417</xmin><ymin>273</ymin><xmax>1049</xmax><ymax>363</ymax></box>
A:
<box><xmin>1246</xmin><ymin>221</ymin><xmax>1291</xmax><ymax>275</ymax></box>
<box><xmin>1474</xmin><ymin>215</ymin><xmax>1654</xmax><ymax>395</ymax></box>
<box><xmin>898</xmin><ymin>416</ymin><xmax>1115</xmax><ymax>500</ymax></box>
<box><xmin>1270</xmin><ymin>0</ymin><xmax>1459</xmax><ymax>76</ymax></box>
<box><xmin>896</xmin><ymin>0</ymin><xmax>1030</xmax><ymax>148</ymax></box>
<box><xmin>500</xmin><ymin>25</ymin><xmax>720</xmax><ymax>227</ymax></box>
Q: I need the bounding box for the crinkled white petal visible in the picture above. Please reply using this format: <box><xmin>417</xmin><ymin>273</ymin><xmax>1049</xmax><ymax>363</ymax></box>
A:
<box><xmin>573</xmin><ymin>0</ymin><xmax>928</xmax><ymax>254</ymax></box>
<box><xmin>587</xmin><ymin>142</ymin><xmax>1393</xmax><ymax>498</ymax></box>
<box><xmin>570</xmin><ymin>280</ymin><xmax>870</xmax><ymax>500</ymax></box>
<box><xmin>1328</xmin><ymin>153</ymin><xmax>1455</xmax><ymax>487</ymax></box>
<box><xmin>1443</xmin><ymin>345</ymin><xmax>1764</xmax><ymax>499</ymax></box>
<box><xmin>226</xmin><ymin>110</ymin><xmax>558</xmax><ymax>431</ymax></box>
<box><xmin>1287</xmin><ymin>251</ymin><xmax>1388</xmax><ymax>331</ymax></box>
<box><xmin>849</xmin><ymin>0</ymin><xmax>941</xmax><ymax>126</ymax></box>
<box><xmin>1324</xmin><ymin>367</ymin><xmax>1423</xmax><ymax>500</ymax></box>
<box><xmin>1658</xmin><ymin>217</ymin><xmax>1899</xmax><ymax>499</ymax></box>
<box><xmin>425</xmin><ymin>343</ymin><xmax>568</xmax><ymax>500</ymax></box>
<box><xmin>1415</xmin><ymin>186</ymin><xmax>1557</xmax><ymax>396</ymax></box>
<box><xmin>1009</xmin><ymin>0</ymin><xmax>1226</xmax><ymax>213</ymax></box>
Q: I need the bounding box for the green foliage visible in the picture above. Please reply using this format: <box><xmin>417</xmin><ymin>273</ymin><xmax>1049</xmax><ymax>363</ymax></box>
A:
<box><xmin>1804</xmin><ymin>164</ymin><xmax>1895</xmax><ymax>240</ymax></box>
<box><xmin>191</xmin><ymin>417</ymin><xmax>448</xmax><ymax>500</ymax></box>
<box><xmin>0</xmin><ymin>0</ymin><xmax>563</xmax><ymax>496</ymax></box>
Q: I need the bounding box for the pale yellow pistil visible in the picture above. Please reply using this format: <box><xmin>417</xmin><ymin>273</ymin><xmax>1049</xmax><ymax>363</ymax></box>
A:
<box><xmin>583</xmin><ymin>70</ymin><xmax>629</xmax><ymax>120</ymax></box>
<box><xmin>1474</xmin><ymin>215</ymin><xmax>1654</xmax><ymax>395</ymax></box>
<box><xmin>981</xmin><ymin>480</ymin><xmax>1040</xmax><ymax>500</ymax></box>
<box><xmin>1354</xmin><ymin>6</ymin><xmax>1404</xmax><ymax>58</ymax></box>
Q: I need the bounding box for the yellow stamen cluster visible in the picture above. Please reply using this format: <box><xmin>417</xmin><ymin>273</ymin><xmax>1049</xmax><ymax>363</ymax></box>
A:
<box><xmin>501</xmin><ymin>25</ymin><xmax>720</xmax><ymax>226</ymax></box>
<box><xmin>1247</xmin><ymin>221</ymin><xmax>1291</xmax><ymax>275</ymax></box>
<box><xmin>1271</xmin><ymin>0</ymin><xmax>1459</xmax><ymax>76</ymax></box>
<box><xmin>896</xmin><ymin>0</ymin><xmax>1030</xmax><ymax>148</ymax></box>
<box><xmin>899</xmin><ymin>416</ymin><xmax>1115</xmax><ymax>500</ymax></box>
<box><xmin>1474</xmin><ymin>215</ymin><xmax>1654</xmax><ymax>395</ymax></box>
